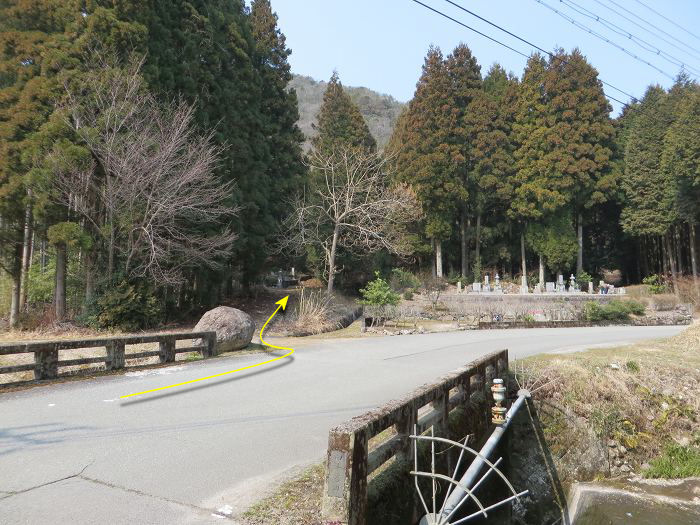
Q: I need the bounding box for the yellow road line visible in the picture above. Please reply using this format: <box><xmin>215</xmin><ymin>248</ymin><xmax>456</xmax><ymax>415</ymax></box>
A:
<box><xmin>120</xmin><ymin>300</ymin><xmax>293</xmax><ymax>399</ymax></box>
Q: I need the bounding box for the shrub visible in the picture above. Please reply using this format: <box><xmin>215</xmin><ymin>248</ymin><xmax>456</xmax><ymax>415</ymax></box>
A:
<box><xmin>87</xmin><ymin>280</ymin><xmax>164</xmax><ymax>331</ymax></box>
<box><xmin>583</xmin><ymin>300</ymin><xmax>646</xmax><ymax>322</ymax></box>
<box><xmin>359</xmin><ymin>272</ymin><xmax>400</xmax><ymax>307</ymax></box>
<box><xmin>642</xmin><ymin>274</ymin><xmax>668</xmax><ymax>295</ymax></box>
<box><xmin>390</xmin><ymin>268</ymin><xmax>421</xmax><ymax>293</ymax></box>
<box><xmin>403</xmin><ymin>290</ymin><xmax>413</xmax><ymax>301</ymax></box>
<box><xmin>576</xmin><ymin>271</ymin><xmax>592</xmax><ymax>289</ymax></box>
<box><xmin>422</xmin><ymin>275</ymin><xmax>446</xmax><ymax>309</ymax></box>
<box><xmin>472</xmin><ymin>256</ymin><xmax>482</xmax><ymax>284</ymax></box>
<box><xmin>446</xmin><ymin>270</ymin><xmax>463</xmax><ymax>286</ymax></box>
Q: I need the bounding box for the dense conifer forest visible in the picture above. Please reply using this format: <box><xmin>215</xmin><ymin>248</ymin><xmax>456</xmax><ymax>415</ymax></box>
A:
<box><xmin>0</xmin><ymin>1</ymin><xmax>697</xmax><ymax>330</ymax></box>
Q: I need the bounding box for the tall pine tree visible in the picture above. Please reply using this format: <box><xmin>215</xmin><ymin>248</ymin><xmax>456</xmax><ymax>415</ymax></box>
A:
<box><xmin>311</xmin><ymin>71</ymin><xmax>376</xmax><ymax>154</ymax></box>
<box><xmin>390</xmin><ymin>46</ymin><xmax>465</xmax><ymax>277</ymax></box>
<box><xmin>542</xmin><ymin>49</ymin><xmax>614</xmax><ymax>274</ymax></box>
<box><xmin>445</xmin><ymin>43</ymin><xmax>481</xmax><ymax>279</ymax></box>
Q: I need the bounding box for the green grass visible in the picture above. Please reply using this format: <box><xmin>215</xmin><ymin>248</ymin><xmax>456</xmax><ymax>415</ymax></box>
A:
<box><xmin>644</xmin><ymin>444</ymin><xmax>700</xmax><ymax>479</ymax></box>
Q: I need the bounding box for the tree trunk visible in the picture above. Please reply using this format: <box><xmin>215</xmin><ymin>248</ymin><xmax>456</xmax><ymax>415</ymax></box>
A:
<box><xmin>40</xmin><ymin>238</ymin><xmax>47</xmax><ymax>273</ymax></box>
<box><xmin>107</xmin><ymin>211</ymin><xmax>115</xmax><ymax>281</ymax></box>
<box><xmin>520</xmin><ymin>232</ymin><xmax>527</xmax><ymax>289</ymax></box>
<box><xmin>460</xmin><ymin>212</ymin><xmax>467</xmax><ymax>279</ymax></box>
<box><xmin>55</xmin><ymin>243</ymin><xmax>67</xmax><ymax>321</ymax></box>
<box><xmin>10</xmin><ymin>273</ymin><xmax>20</xmax><ymax>328</ymax></box>
<box><xmin>665</xmin><ymin>233</ymin><xmax>678</xmax><ymax>295</ymax></box>
<box><xmin>661</xmin><ymin>235</ymin><xmax>669</xmax><ymax>276</ymax></box>
<box><xmin>640</xmin><ymin>237</ymin><xmax>649</xmax><ymax>279</ymax></box>
<box><xmin>327</xmin><ymin>225</ymin><xmax>340</xmax><ymax>293</ymax></box>
<box><xmin>577</xmin><ymin>212</ymin><xmax>583</xmax><ymax>275</ymax></box>
<box><xmin>690</xmin><ymin>222</ymin><xmax>698</xmax><ymax>288</ymax></box>
<box><xmin>435</xmin><ymin>239</ymin><xmax>443</xmax><ymax>278</ymax></box>
<box><xmin>539</xmin><ymin>255</ymin><xmax>545</xmax><ymax>285</ymax></box>
<box><xmin>19</xmin><ymin>197</ymin><xmax>33</xmax><ymax>312</ymax></box>
<box><xmin>475</xmin><ymin>213</ymin><xmax>482</xmax><ymax>269</ymax></box>
<box><xmin>674</xmin><ymin>225</ymin><xmax>683</xmax><ymax>276</ymax></box>
<box><xmin>84</xmin><ymin>250</ymin><xmax>95</xmax><ymax>306</ymax></box>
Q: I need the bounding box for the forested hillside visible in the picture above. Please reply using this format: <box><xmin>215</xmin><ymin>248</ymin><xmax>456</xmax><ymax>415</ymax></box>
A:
<box><xmin>290</xmin><ymin>74</ymin><xmax>404</xmax><ymax>149</ymax></box>
<box><xmin>0</xmin><ymin>0</ymin><xmax>305</xmax><ymax>328</ymax></box>
<box><xmin>1</xmin><ymin>1</ymin><xmax>697</xmax><ymax>334</ymax></box>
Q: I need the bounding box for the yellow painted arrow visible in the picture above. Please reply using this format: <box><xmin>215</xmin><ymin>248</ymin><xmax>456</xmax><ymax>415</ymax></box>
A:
<box><xmin>120</xmin><ymin>296</ymin><xmax>293</xmax><ymax>399</ymax></box>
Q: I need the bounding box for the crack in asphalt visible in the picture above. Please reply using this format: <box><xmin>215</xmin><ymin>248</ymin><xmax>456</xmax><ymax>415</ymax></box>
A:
<box><xmin>77</xmin><ymin>475</ymin><xmax>207</xmax><ymax>512</ymax></box>
<box><xmin>0</xmin><ymin>466</ymin><xmax>214</xmax><ymax>517</ymax></box>
<box><xmin>0</xmin><ymin>461</ymin><xmax>93</xmax><ymax>500</ymax></box>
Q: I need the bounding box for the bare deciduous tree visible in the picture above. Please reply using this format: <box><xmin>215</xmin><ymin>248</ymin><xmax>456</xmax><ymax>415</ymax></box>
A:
<box><xmin>55</xmin><ymin>54</ymin><xmax>237</xmax><ymax>286</ymax></box>
<box><xmin>280</xmin><ymin>147</ymin><xmax>421</xmax><ymax>292</ymax></box>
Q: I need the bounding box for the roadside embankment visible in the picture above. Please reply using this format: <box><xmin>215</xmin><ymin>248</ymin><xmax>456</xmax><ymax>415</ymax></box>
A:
<box><xmin>509</xmin><ymin>323</ymin><xmax>700</xmax><ymax>524</ymax></box>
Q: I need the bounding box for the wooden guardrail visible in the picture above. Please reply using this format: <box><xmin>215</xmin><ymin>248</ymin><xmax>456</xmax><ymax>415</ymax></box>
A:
<box><xmin>321</xmin><ymin>349</ymin><xmax>508</xmax><ymax>525</ymax></box>
<box><xmin>0</xmin><ymin>331</ymin><xmax>216</xmax><ymax>384</ymax></box>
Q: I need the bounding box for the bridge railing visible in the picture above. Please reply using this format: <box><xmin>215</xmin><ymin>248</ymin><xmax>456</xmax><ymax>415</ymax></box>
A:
<box><xmin>0</xmin><ymin>331</ymin><xmax>216</xmax><ymax>385</ymax></box>
<box><xmin>321</xmin><ymin>349</ymin><xmax>508</xmax><ymax>525</ymax></box>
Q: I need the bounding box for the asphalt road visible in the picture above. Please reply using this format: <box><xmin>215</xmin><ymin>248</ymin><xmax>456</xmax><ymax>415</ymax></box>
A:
<box><xmin>0</xmin><ymin>325</ymin><xmax>684</xmax><ymax>524</ymax></box>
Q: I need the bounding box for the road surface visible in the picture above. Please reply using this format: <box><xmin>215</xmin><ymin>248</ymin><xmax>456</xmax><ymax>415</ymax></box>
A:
<box><xmin>0</xmin><ymin>325</ymin><xmax>684</xmax><ymax>524</ymax></box>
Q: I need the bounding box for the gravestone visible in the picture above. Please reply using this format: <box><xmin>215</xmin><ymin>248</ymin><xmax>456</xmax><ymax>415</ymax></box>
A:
<box><xmin>588</xmin><ymin>281</ymin><xmax>594</xmax><ymax>294</ymax></box>
<box><xmin>457</xmin><ymin>281</ymin><xmax>462</xmax><ymax>292</ymax></box>
<box><xmin>494</xmin><ymin>273</ymin><xmax>503</xmax><ymax>294</ymax></box>
<box><xmin>546</xmin><ymin>282</ymin><xmax>556</xmax><ymax>293</ymax></box>
<box><xmin>472</xmin><ymin>282</ymin><xmax>482</xmax><ymax>293</ymax></box>
<box><xmin>520</xmin><ymin>276</ymin><xmax>529</xmax><ymax>294</ymax></box>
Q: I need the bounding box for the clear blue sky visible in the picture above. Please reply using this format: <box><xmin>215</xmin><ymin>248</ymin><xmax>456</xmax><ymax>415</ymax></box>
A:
<box><xmin>265</xmin><ymin>0</ymin><xmax>700</xmax><ymax>114</ymax></box>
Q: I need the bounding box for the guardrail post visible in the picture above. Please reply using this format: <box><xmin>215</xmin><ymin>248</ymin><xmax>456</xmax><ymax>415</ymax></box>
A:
<box><xmin>34</xmin><ymin>345</ymin><xmax>58</xmax><ymax>380</ymax></box>
<box><xmin>203</xmin><ymin>332</ymin><xmax>217</xmax><ymax>358</ymax></box>
<box><xmin>159</xmin><ymin>337</ymin><xmax>176</xmax><ymax>363</ymax></box>
<box><xmin>395</xmin><ymin>402</ymin><xmax>417</xmax><ymax>463</ymax></box>
<box><xmin>106</xmin><ymin>341</ymin><xmax>125</xmax><ymax>370</ymax></box>
<box><xmin>322</xmin><ymin>428</ymin><xmax>369</xmax><ymax>525</ymax></box>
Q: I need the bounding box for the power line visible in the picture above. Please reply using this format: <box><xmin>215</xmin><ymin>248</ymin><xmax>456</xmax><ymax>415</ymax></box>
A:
<box><xmin>410</xmin><ymin>0</ymin><xmax>530</xmax><ymax>59</ymax></box>
<box><xmin>591</xmin><ymin>0</ymin><xmax>700</xmax><ymax>62</ymax></box>
<box><xmin>633</xmin><ymin>0</ymin><xmax>700</xmax><ymax>43</ymax></box>
<box><xmin>408</xmin><ymin>0</ymin><xmax>632</xmax><ymax>107</ymax></box>
<box><xmin>533</xmin><ymin>0</ymin><xmax>676</xmax><ymax>80</ymax></box>
<box><xmin>601</xmin><ymin>0</ymin><xmax>700</xmax><ymax>60</ymax></box>
<box><xmin>441</xmin><ymin>0</ymin><xmax>638</xmax><ymax>100</ymax></box>
<box><xmin>558</xmin><ymin>0</ymin><xmax>700</xmax><ymax>77</ymax></box>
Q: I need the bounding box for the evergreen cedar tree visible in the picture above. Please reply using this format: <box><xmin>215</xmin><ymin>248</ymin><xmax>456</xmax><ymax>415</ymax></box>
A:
<box><xmin>1</xmin><ymin>1</ymin><xmax>699</xmax><ymax>323</ymax></box>
<box><xmin>311</xmin><ymin>71</ymin><xmax>376</xmax><ymax>155</ymax></box>
<box><xmin>620</xmin><ymin>85</ymin><xmax>677</xmax><ymax>237</ymax></box>
<box><xmin>0</xmin><ymin>0</ymin><xmax>306</xmax><ymax>324</ymax></box>
<box><xmin>389</xmin><ymin>46</ymin><xmax>470</xmax><ymax>275</ymax></box>
<box><xmin>388</xmin><ymin>43</ymin><xmax>698</xmax><ymax>282</ymax></box>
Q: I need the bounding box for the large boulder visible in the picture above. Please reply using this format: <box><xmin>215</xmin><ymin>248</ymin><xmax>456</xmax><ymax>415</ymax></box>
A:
<box><xmin>194</xmin><ymin>306</ymin><xmax>255</xmax><ymax>352</ymax></box>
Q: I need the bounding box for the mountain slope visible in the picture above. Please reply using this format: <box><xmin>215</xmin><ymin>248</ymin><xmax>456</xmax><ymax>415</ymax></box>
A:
<box><xmin>290</xmin><ymin>74</ymin><xmax>405</xmax><ymax>149</ymax></box>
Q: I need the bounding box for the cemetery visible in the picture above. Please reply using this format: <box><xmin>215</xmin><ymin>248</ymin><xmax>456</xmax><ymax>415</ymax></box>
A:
<box><xmin>359</xmin><ymin>270</ymin><xmax>693</xmax><ymax>330</ymax></box>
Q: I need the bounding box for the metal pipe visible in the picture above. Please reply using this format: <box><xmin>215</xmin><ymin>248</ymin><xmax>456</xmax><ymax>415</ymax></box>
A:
<box><xmin>440</xmin><ymin>389</ymin><xmax>530</xmax><ymax>519</ymax></box>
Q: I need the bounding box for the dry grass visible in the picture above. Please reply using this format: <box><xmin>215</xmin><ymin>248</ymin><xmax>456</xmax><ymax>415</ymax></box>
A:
<box><xmin>273</xmin><ymin>289</ymin><xmax>359</xmax><ymax>336</ymax></box>
<box><xmin>292</xmin><ymin>289</ymin><xmax>337</xmax><ymax>334</ymax></box>
<box><xmin>241</xmin><ymin>463</ymin><xmax>324</xmax><ymax>525</ymax></box>
<box><xmin>519</xmin><ymin>323</ymin><xmax>700</xmax><ymax>479</ymax></box>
